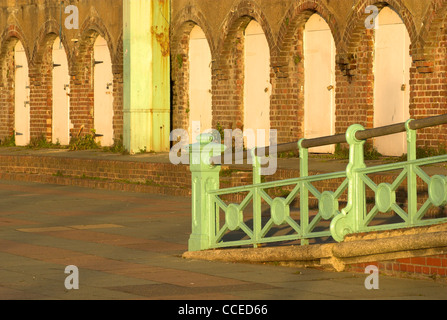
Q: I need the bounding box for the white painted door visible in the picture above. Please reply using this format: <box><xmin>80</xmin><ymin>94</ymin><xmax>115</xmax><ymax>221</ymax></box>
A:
<box><xmin>244</xmin><ymin>20</ymin><xmax>271</xmax><ymax>149</ymax></box>
<box><xmin>94</xmin><ymin>36</ymin><xmax>114</xmax><ymax>147</ymax></box>
<box><xmin>304</xmin><ymin>14</ymin><xmax>336</xmax><ymax>154</ymax></box>
<box><xmin>189</xmin><ymin>26</ymin><xmax>213</xmax><ymax>143</ymax></box>
<box><xmin>14</xmin><ymin>42</ymin><xmax>30</xmax><ymax>146</ymax></box>
<box><xmin>52</xmin><ymin>38</ymin><xmax>71</xmax><ymax>145</ymax></box>
<box><xmin>374</xmin><ymin>7</ymin><xmax>411</xmax><ymax>156</ymax></box>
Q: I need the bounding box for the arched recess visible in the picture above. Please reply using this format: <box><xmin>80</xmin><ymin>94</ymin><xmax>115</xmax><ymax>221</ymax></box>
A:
<box><xmin>213</xmin><ymin>1</ymin><xmax>274</xmax><ymax>142</ymax></box>
<box><xmin>170</xmin><ymin>5</ymin><xmax>215</xmax><ymax>138</ymax></box>
<box><xmin>188</xmin><ymin>25</ymin><xmax>213</xmax><ymax>143</ymax></box>
<box><xmin>52</xmin><ymin>37</ymin><xmax>71</xmax><ymax>145</ymax></box>
<box><xmin>94</xmin><ymin>36</ymin><xmax>114</xmax><ymax>147</ymax></box>
<box><xmin>304</xmin><ymin>13</ymin><xmax>336</xmax><ymax>154</ymax></box>
<box><xmin>373</xmin><ymin>6</ymin><xmax>411</xmax><ymax>156</ymax></box>
<box><xmin>244</xmin><ymin>20</ymin><xmax>271</xmax><ymax>149</ymax></box>
<box><xmin>14</xmin><ymin>41</ymin><xmax>30</xmax><ymax>146</ymax></box>
<box><xmin>0</xmin><ymin>24</ymin><xmax>29</xmax><ymax>143</ymax></box>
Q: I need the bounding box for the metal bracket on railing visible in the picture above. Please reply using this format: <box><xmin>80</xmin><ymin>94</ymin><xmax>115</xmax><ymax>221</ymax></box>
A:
<box><xmin>330</xmin><ymin>124</ymin><xmax>366</xmax><ymax>242</ymax></box>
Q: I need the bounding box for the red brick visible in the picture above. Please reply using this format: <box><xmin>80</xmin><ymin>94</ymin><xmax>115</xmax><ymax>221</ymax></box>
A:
<box><xmin>411</xmin><ymin>257</ymin><xmax>426</xmax><ymax>265</ymax></box>
<box><xmin>427</xmin><ymin>257</ymin><xmax>443</xmax><ymax>267</ymax></box>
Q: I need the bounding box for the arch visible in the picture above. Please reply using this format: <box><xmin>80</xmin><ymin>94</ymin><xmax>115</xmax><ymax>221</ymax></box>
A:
<box><xmin>276</xmin><ymin>0</ymin><xmax>340</xmax><ymax>58</ymax></box>
<box><xmin>303</xmin><ymin>13</ymin><xmax>336</xmax><ymax>153</ymax></box>
<box><xmin>52</xmin><ymin>37</ymin><xmax>71</xmax><ymax>145</ymax></box>
<box><xmin>14</xmin><ymin>41</ymin><xmax>31</xmax><ymax>146</ymax></box>
<box><xmin>171</xmin><ymin>5</ymin><xmax>215</xmax><ymax>56</ymax></box>
<box><xmin>188</xmin><ymin>25</ymin><xmax>213</xmax><ymax>143</ymax></box>
<box><xmin>213</xmin><ymin>1</ymin><xmax>275</xmax><ymax>135</ymax></box>
<box><xmin>94</xmin><ymin>35</ymin><xmax>114</xmax><ymax>147</ymax></box>
<box><xmin>342</xmin><ymin>0</ymin><xmax>417</xmax><ymax>54</ymax></box>
<box><xmin>74</xmin><ymin>17</ymin><xmax>120</xmax><ymax>144</ymax></box>
<box><xmin>243</xmin><ymin>20</ymin><xmax>271</xmax><ymax>148</ymax></box>
<box><xmin>373</xmin><ymin>6</ymin><xmax>411</xmax><ymax>156</ymax></box>
<box><xmin>217</xmin><ymin>0</ymin><xmax>275</xmax><ymax>56</ymax></box>
<box><xmin>77</xmin><ymin>15</ymin><xmax>115</xmax><ymax>67</ymax></box>
<box><xmin>268</xmin><ymin>1</ymin><xmax>340</xmax><ymax>144</ymax></box>
<box><xmin>31</xmin><ymin>20</ymin><xmax>72</xmax><ymax>71</ymax></box>
<box><xmin>170</xmin><ymin>4</ymin><xmax>215</xmax><ymax>134</ymax></box>
<box><xmin>0</xmin><ymin>24</ymin><xmax>30</xmax><ymax>142</ymax></box>
<box><xmin>0</xmin><ymin>23</ymin><xmax>30</xmax><ymax>71</ymax></box>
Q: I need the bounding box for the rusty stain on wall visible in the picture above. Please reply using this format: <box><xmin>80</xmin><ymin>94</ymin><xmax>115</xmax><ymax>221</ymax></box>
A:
<box><xmin>151</xmin><ymin>26</ymin><xmax>170</xmax><ymax>57</ymax></box>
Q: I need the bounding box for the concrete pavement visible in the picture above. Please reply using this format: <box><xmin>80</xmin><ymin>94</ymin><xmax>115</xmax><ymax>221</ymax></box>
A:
<box><xmin>0</xmin><ymin>179</ymin><xmax>446</xmax><ymax>301</ymax></box>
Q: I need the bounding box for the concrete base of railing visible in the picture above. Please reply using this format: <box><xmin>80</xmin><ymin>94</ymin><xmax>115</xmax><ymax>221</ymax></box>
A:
<box><xmin>182</xmin><ymin>223</ymin><xmax>447</xmax><ymax>274</ymax></box>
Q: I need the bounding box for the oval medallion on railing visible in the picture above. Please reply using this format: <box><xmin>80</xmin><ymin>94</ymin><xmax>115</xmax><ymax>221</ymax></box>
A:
<box><xmin>319</xmin><ymin>191</ymin><xmax>339</xmax><ymax>220</ymax></box>
<box><xmin>376</xmin><ymin>183</ymin><xmax>396</xmax><ymax>213</ymax></box>
<box><xmin>226</xmin><ymin>204</ymin><xmax>243</xmax><ymax>231</ymax></box>
<box><xmin>271</xmin><ymin>198</ymin><xmax>290</xmax><ymax>226</ymax></box>
<box><xmin>429</xmin><ymin>175</ymin><xmax>447</xmax><ymax>207</ymax></box>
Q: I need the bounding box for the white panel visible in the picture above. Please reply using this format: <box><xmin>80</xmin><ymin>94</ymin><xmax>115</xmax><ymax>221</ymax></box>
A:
<box><xmin>189</xmin><ymin>26</ymin><xmax>213</xmax><ymax>143</ymax></box>
<box><xmin>374</xmin><ymin>8</ymin><xmax>411</xmax><ymax>156</ymax></box>
<box><xmin>304</xmin><ymin>14</ymin><xmax>336</xmax><ymax>154</ymax></box>
<box><xmin>244</xmin><ymin>20</ymin><xmax>271</xmax><ymax>149</ymax></box>
<box><xmin>94</xmin><ymin>36</ymin><xmax>114</xmax><ymax>147</ymax></box>
<box><xmin>52</xmin><ymin>38</ymin><xmax>71</xmax><ymax>145</ymax></box>
<box><xmin>14</xmin><ymin>42</ymin><xmax>30</xmax><ymax>146</ymax></box>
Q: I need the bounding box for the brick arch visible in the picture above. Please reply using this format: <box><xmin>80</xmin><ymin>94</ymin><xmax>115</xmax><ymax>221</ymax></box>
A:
<box><xmin>28</xmin><ymin>19</ymin><xmax>72</xmax><ymax>141</ymax></box>
<box><xmin>170</xmin><ymin>6</ymin><xmax>215</xmax><ymax>133</ymax></box>
<box><xmin>171</xmin><ymin>5</ymin><xmax>215</xmax><ymax>55</ymax></box>
<box><xmin>338</xmin><ymin>1</ymin><xmax>417</xmax><ymax>79</ymax></box>
<box><xmin>216</xmin><ymin>0</ymin><xmax>276</xmax><ymax>57</ymax></box>
<box><xmin>69</xmin><ymin>15</ymin><xmax>119</xmax><ymax>142</ymax></box>
<box><xmin>269</xmin><ymin>1</ymin><xmax>340</xmax><ymax>144</ymax></box>
<box><xmin>418</xmin><ymin>0</ymin><xmax>447</xmax><ymax>59</ymax></box>
<box><xmin>342</xmin><ymin>0</ymin><xmax>417</xmax><ymax>54</ymax></box>
<box><xmin>74</xmin><ymin>15</ymin><xmax>115</xmax><ymax>90</ymax></box>
<box><xmin>0</xmin><ymin>24</ymin><xmax>30</xmax><ymax>140</ymax></box>
<box><xmin>77</xmin><ymin>15</ymin><xmax>115</xmax><ymax>66</ymax></box>
<box><xmin>0</xmin><ymin>24</ymin><xmax>30</xmax><ymax>68</ymax></box>
<box><xmin>213</xmin><ymin>0</ymin><xmax>275</xmax><ymax>132</ymax></box>
<box><xmin>0</xmin><ymin>23</ymin><xmax>30</xmax><ymax>85</ymax></box>
<box><xmin>335</xmin><ymin>1</ymin><xmax>417</xmax><ymax>136</ymax></box>
<box><xmin>31</xmin><ymin>19</ymin><xmax>72</xmax><ymax>71</ymax></box>
<box><xmin>276</xmin><ymin>0</ymin><xmax>340</xmax><ymax>56</ymax></box>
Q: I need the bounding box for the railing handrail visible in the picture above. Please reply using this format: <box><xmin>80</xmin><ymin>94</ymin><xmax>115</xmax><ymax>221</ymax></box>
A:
<box><xmin>211</xmin><ymin>114</ymin><xmax>447</xmax><ymax>164</ymax></box>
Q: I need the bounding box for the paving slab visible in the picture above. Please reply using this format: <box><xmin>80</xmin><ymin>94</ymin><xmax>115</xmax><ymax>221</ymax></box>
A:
<box><xmin>0</xmin><ymin>179</ymin><xmax>446</xmax><ymax>303</ymax></box>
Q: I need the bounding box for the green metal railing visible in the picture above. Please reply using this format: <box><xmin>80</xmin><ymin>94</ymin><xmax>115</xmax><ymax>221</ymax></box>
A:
<box><xmin>188</xmin><ymin>115</ymin><xmax>447</xmax><ymax>252</ymax></box>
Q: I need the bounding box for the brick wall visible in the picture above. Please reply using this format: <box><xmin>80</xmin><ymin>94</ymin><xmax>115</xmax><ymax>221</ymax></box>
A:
<box><xmin>411</xmin><ymin>21</ymin><xmax>447</xmax><ymax>149</ymax></box>
<box><xmin>71</xmin><ymin>31</ymin><xmax>96</xmax><ymax>140</ymax></box>
<box><xmin>1</xmin><ymin>1</ymin><xmax>447</xmax><ymax>155</ymax></box>
<box><xmin>0</xmin><ymin>154</ymin><xmax>192</xmax><ymax>196</ymax></box>
<box><xmin>30</xmin><ymin>39</ymin><xmax>54</xmax><ymax>141</ymax></box>
<box><xmin>171</xmin><ymin>0</ymin><xmax>447</xmax><ymax>150</ymax></box>
<box><xmin>0</xmin><ymin>1</ymin><xmax>123</xmax><ymax>145</ymax></box>
<box><xmin>348</xmin><ymin>254</ymin><xmax>447</xmax><ymax>280</ymax></box>
<box><xmin>335</xmin><ymin>29</ymin><xmax>375</xmax><ymax>133</ymax></box>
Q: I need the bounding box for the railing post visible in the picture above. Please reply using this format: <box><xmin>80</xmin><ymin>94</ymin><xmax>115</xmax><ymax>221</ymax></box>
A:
<box><xmin>298</xmin><ymin>139</ymin><xmax>310</xmax><ymax>245</ymax></box>
<box><xmin>331</xmin><ymin>124</ymin><xmax>366</xmax><ymax>242</ymax></box>
<box><xmin>406</xmin><ymin>119</ymin><xmax>418</xmax><ymax>225</ymax></box>
<box><xmin>251</xmin><ymin>149</ymin><xmax>262</xmax><ymax>247</ymax></box>
<box><xmin>188</xmin><ymin>134</ymin><xmax>226</xmax><ymax>252</ymax></box>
